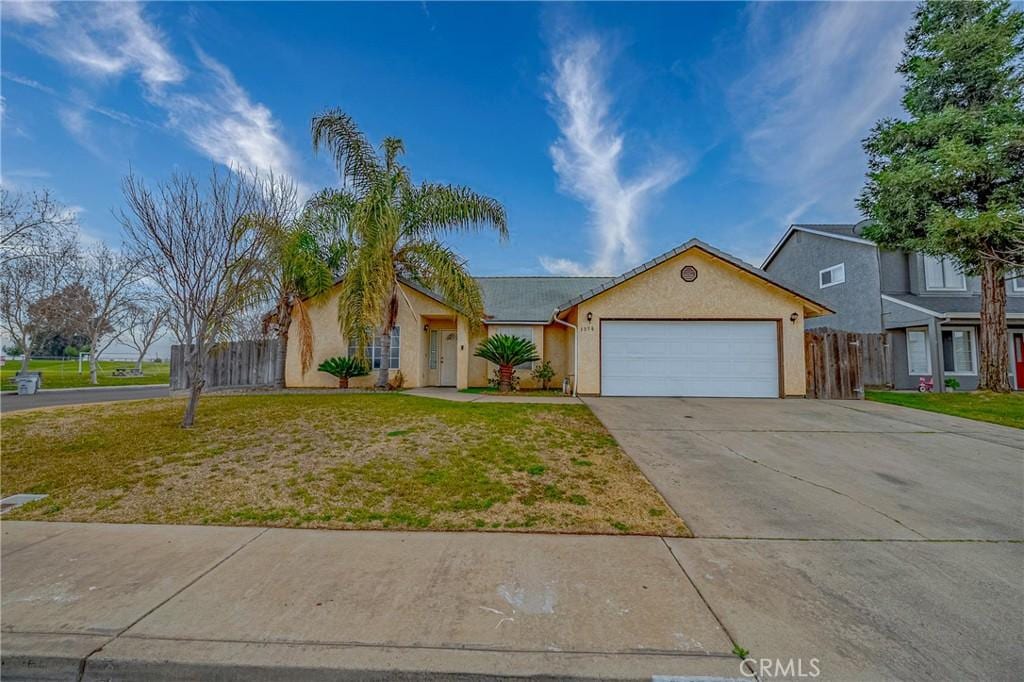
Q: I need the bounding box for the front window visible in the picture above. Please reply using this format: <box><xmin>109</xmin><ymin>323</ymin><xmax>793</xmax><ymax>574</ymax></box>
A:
<box><xmin>819</xmin><ymin>263</ymin><xmax>845</xmax><ymax>289</ymax></box>
<box><xmin>941</xmin><ymin>328</ymin><xmax>976</xmax><ymax>375</ymax></box>
<box><xmin>348</xmin><ymin>326</ymin><xmax>400</xmax><ymax>370</ymax></box>
<box><xmin>493</xmin><ymin>326</ymin><xmax>535</xmax><ymax>370</ymax></box>
<box><xmin>906</xmin><ymin>329</ymin><xmax>931</xmax><ymax>375</ymax></box>
<box><xmin>1011</xmin><ymin>271</ymin><xmax>1024</xmax><ymax>293</ymax></box>
<box><xmin>923</xmin><ymin>256</ymin><xmax>966</xmax><ymax>291</ymax></box>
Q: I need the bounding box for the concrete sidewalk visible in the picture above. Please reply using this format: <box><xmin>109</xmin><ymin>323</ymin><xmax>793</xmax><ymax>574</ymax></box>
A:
<box><xmin>1</xmin><ymin>522</ymin><xmax>745</xmax><ymax>681</ymax></box>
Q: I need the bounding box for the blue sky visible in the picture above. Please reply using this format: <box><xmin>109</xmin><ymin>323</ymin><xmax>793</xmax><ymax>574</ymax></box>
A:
<box><xmin>2</xmin><ymin>1</ymin><xmax>916</xmax><ymax>275</ymax></box>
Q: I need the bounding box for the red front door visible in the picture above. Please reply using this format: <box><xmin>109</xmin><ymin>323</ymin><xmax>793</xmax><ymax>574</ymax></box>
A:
<box><xmin>1014</xmin><ymin>333</ymin><xmax>1024</xmax><ymax>390</ymax></box>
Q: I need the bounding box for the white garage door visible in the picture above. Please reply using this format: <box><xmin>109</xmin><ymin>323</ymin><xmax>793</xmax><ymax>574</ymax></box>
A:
<box><xmin>601</xmin><ymin>321</ymin><xmax>779</xmax><ymax>397</ymax></box>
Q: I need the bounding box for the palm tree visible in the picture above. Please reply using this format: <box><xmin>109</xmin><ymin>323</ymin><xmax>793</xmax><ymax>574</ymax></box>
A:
<box><xmin>263</xmin><ymin>205</ymin><xmax>353</xmax><ymax>388</ymax></box>
<box><xmin>309</xmin><ymin>109</ymin><xmax>508</xmax><ymax>387</ymax></box>
<box><xmin>473</xmin><ymin>334</ymin><xmax>540</xmax><ymax>393</ymax></box>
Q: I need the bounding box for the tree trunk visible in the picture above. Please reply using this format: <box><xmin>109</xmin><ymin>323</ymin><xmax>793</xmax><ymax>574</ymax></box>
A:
<box><xmin>338</xmin><ymin>376</ymin><xmax>349</xmax><ymax>389</ymax></box>
<box><xmin>978</xmin><ymin>259</ymin><xmax>1010</xmax><ymax>392</ymax></box>
<box><xmin>19</xmin><ymin>336</ymin><xmax>30</xmax><ymax>372</ymax></box>
<box><xmin>498</xmin><ymin>364</ymin><xmax>514</xmax><ymax>393</ymax></box>
<box><xmin>89</xmin><ymin>348</ymin><xmax>98</xmax><ymax>385</ymax></box>
<box><xmin>273</xmin><ymin>295</ymin><xmax>291</xmax><ymax>390</ymax></box>
<box><xmin>135</xmin><ymin>353</ymin><xmax>144</xmax><ymax>372</ymax></box>
<box><xmin>183</xmin><ymin>381</ymin><xmax>203</xmax><ymax>428</ymax></box>
<box><xmin>181</xmin><ymin>345</ymin><xmax>205</xmax><ymax>428</ymax></box>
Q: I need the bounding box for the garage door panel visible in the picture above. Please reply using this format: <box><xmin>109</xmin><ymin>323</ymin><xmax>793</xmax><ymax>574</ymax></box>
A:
<box><xmin>601</xmin><ymin>321</ymin><xmax>779</xmax><ymax>397</ymax></box>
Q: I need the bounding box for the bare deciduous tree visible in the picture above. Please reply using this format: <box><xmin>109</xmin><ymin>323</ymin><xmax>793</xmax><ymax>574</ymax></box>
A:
<box><xmin>79</xmin><ymin>244</ymin><xmax>145</xmax><ymax>384</ymax></box>
<box><xmin>119</xmin><ymin>168</ymin><xmax>283</xmax><ymax>427</ymax></box>
<box><xmin>1</xmin><ymin>188</ymin><xmax>76</xmax><ymax>265</ymax></box>
<box><xmin>0</xmin><ymin>232</ymin><xmax>81</xmax><ymax>371</ymax></box>
<box><xmin>123</xmin><ymin>299</ymin><xmax>170</xmax><ymax>371</ymax></box>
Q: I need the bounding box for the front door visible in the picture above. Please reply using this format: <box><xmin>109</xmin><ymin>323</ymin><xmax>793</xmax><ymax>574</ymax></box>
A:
<box><xmin>440</xmin><ymin>331</ymin><xmax>458</xmax><ymax>386</ymax></box>
<box><xmin>1014</xmin><ymin>332</ymin><xmax>1024</xmax><ymax>390</ymax></box>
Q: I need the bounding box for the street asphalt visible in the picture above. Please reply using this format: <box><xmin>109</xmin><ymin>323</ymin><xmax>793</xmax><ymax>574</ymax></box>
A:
<box><xmin>0</xmin><ymin>385</ymin><xmax>171</xmax><ymax>413</ymax></box>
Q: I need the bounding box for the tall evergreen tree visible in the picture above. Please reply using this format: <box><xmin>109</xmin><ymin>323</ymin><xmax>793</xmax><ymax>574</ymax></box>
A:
<box><xmin>858</xmin><ymin>0</ymin><xmax>1024</xmax><ymax>391</ymax></box>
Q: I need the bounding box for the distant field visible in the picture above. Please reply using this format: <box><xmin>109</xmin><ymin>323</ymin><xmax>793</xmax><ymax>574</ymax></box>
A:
<box><xmin>1</xmin><ymin>358</ymin><xmax>170</xmax><ymax>391</ymax></box>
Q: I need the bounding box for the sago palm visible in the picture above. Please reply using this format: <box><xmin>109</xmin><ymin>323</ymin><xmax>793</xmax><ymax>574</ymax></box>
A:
<box><xmin>473</xmin><ymin>334</ymin><xmax>540</xmax><ymax>393</ymax></box>
<box><xmin>310</xmin><ymin>109</ymin><xmax>507</xmax><ymax>387</ymax></box>
<box><xmin>317</xmin><ymin>355</ymin><xmax>369</xmax><ymax>388</ymax></box>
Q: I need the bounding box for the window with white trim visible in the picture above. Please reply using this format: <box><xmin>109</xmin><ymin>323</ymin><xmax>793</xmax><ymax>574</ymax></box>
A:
<box><xmin>493</xmin><ymin>326</ymin><xmax>536</xmax><ymax>370</ymax></box>
<box><xmin>906</xmin><ymin>329</ymin><xmax>931</xmax><ymax>375</ymax></box>
<box><xmin>348</xmin><ymin>327</ymin><xmax>400</xmax><ymax>370</ymax></box>
<box><xmin>923</xmin><ymin>256</ymin><xmax>966</xmax><ymax>291</ymax></box>
<box><xmin>941</xmin><ymin>328</ymin><xmax>976</xmax><ymax>375</ymax></box>
<box><xmin>819</xmin><ymin>263</ymin><xmax>845</xmax><ymax>288</ymax></box>
<box><xmin>1011</xmin><ymin>271</ymin><xmax>1024</xmax><ymax>293</ymax></box>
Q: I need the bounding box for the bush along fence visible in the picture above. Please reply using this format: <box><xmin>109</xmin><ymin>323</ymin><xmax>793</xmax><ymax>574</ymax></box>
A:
<box><xmin>170</xmin><ymin>339</ymin><xmax>280</xmax><ymax>391</ymax></box>
<box><xmin>805</xmin><ymin>328</ymin><xmax>893</xmax><ymax>400</ymax></box>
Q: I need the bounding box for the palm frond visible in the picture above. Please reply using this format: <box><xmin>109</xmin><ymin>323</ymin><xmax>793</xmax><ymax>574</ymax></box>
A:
<box><xmin>311</xmin><ymin>109</ymin><xmax>381</xmax><ymax>190</ymax></box>
<box><xmin>405</xmin><ymin>183</ymin><xmax>508</xmax><ymax>240</ymax></box>
<box><xmin>399</xmin><ymin>240</ymin><xmax>485</xmax><ymax>324</ymax></box>
<box><xmin>293</xmin><ymin>297</ymin><xmax>315</xmax><ymax>374</ymax></box>
<box><xmin>382</xmin><ymin>136</ymin><xmax>406</xmax><ymax>173</ymax></box>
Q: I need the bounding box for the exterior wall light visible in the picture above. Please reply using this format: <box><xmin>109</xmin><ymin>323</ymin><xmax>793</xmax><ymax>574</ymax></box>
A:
<box><xmin>586</xmin><ymin>312</ymin><xmax>593</xmax><ymax>322</ymax></box>
<box><xmin>790</xmin><ymin>313</ymin><xmax>799</xmax><ymax>322</ymax></box>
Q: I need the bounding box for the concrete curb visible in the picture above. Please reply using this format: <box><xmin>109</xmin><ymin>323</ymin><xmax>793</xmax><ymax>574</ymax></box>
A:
<box><xmin>1</xmin><ymin>634</ymin><xmax>746</xmax><ymax>682</ymax></box>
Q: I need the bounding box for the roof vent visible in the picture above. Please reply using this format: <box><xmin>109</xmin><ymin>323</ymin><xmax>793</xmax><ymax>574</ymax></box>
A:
<box><xmin>680</xmin><ymin>265</ymin><xmax>698</xmax><ymax>282</ymax></box>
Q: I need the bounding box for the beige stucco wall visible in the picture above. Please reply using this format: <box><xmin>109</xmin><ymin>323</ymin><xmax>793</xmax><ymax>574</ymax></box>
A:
<box><xmin>285</xmin><ymin>283</ymin><xmax>456</xmax><ymax>389</ymax></box>
<box><xmin>571</xmin><ymin>249</ymin><xmax>811</xmax><ymax>397</ymax></box>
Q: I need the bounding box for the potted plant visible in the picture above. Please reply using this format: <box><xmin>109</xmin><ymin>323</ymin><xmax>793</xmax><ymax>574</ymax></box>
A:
<box><xmin>317</xmin><ymin>356</ymin><xmax>369</xmax><ymax>388</ymax></box>
<box><xmin>473</xmin><ymin>334</ymin><xmax>539</xmax><ymax>393</ymax></box>
<box><xmin>944</xmin><ymin>377</ymin><xmax>960</xmax><ymax>393</ymax></box>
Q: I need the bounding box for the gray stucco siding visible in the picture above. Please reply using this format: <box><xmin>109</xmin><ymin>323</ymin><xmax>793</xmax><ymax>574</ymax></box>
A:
<box><xmin>765</xmin><ymin>230</ymin><xmax>882</xmax><ymax>333</ymax></box>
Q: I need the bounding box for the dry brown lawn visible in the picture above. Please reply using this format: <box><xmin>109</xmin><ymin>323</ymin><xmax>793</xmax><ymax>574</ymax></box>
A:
<box><xmin>1</xmin><ymin>393</ymin><xmax>689</xmax><ymax>536</ymax></box>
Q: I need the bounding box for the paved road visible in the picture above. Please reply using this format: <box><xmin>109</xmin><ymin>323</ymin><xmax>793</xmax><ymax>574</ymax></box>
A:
<box><xmin>0</xmin><ymin>385</ymin><xmax>171</xmax><ymax>413</ymax></box>
<box><xmin>585</xmin><ymin>397</ymin><xmax>1024</xmax><ymax>681</ymax></box>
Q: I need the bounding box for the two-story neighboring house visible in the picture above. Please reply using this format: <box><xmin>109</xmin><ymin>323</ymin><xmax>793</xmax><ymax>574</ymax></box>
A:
<box><xmin>763</xmin><ymin>221</ymin><xmax>1024</xmax><ymax>391</ymax></box>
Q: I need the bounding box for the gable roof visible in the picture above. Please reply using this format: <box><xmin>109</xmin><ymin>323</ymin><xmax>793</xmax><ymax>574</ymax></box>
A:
<box><xmin>477</xmin><ymin>277</ymin><xmax>611</xmax><ymax>323</ymax></box>
<box><xmin>554</xmin><ymin>238</ymin><xmax>832</xmax><ymax>315</ymax></box>
<box><xmin>761</xmin><ymin>223</ymin><xmax>876</xmax><ymax>270</ymax></box>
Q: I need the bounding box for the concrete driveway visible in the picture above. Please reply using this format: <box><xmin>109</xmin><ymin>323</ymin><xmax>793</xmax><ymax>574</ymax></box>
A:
<box><xmin>585</xmin><ymin>396</ymin><xmax>1024</xmax><ymax>680</ymax></box>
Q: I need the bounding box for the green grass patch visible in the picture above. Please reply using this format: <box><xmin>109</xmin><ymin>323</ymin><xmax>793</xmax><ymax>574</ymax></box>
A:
<box><xmin>866</xmin><ymin>390</ymin><xmax>1023</xmax><ymax>429</ymax></box>
<box><xmin>1</xmin><ymin>358</ymin><xmax>169</xmax><ymax>390</ymax></box>
<box><xmin>1</xmin><ymin>393</ymin><xmax>688</xmax><ymax>536</ymax></box>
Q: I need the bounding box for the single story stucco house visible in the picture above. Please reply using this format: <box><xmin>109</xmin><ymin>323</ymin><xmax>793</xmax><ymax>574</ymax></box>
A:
<box><xmin>285</xmin><ymin>239</ymin><xmax>832</xmax><ymax>397</ymax></box>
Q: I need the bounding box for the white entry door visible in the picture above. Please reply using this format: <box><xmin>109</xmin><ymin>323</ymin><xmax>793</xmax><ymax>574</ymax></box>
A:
<box><xmin>439</xmin><ymin>331</ymin><xmax>458</xmax><ymax>386</ymax></box>
<box><xmin>600</xmin><ymin>320</ymin><xmax>779</xmax><ymax>397</ymax></box>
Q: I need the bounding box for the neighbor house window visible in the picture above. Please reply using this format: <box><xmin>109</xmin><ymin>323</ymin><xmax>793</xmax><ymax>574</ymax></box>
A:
<box><xmin>906</xmin><ymin>329</ymin><xmax>931</xmax><ymax>375</ymax></box>
<box><xmin>348</xmin><ymin>326</ymin><xmax>400</xmax><ymax>370</ymax></box>
<box><xmin>819</xmin><ymin>263</ymin><xmax>845</xmax><ymax>289</ymax></box>
<box><xmin>941</xmin><ymin>328</ymin><xmax>976</xmax><ymax>375</ymax></box>
<box><xmin>1012</xmin><ymin>271</ymin><xmax>1024</xmax><ymax>293</ymax></box>
<box><xmin>494</xmin><ymin>326</ymin><xmax>535</xmax><ymax>370</ymax></box>
<box><xmin>923</xmin><ymin>256</ymin><xmax>966</xmax><ymax>291</ymax></box>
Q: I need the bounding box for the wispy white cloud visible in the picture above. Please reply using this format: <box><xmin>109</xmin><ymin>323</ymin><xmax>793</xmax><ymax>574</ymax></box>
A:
<box><xmin>6</xmin><ymin>2</ymin><xmax>307</xmax><ymax>194</ymax></box>
<box><xmin>726</xmin><ymin>2</ymin><xmax>914</xmax><ymax>261</ymax></box>
<box><xmin>2</xmin><ymin>1</ymin><xmax>58</xmax><ymax>25</ymax></box>
<box><xmin>542</xmin><ymin>35</ymin><xmax>683</xmax><ymax>276</ymax></box>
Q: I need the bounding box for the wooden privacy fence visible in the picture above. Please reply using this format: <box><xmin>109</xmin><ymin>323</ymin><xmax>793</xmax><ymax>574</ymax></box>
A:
<box><xmin>805</xmin><ymin>329</ymin><xmax>893</xmax><ymax>400</ymax></box>
<box><xmin>170</xmin><ymin>339</ymin><xmax>280</xmax><ymax>391</ymax></box>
